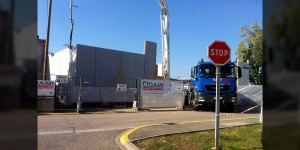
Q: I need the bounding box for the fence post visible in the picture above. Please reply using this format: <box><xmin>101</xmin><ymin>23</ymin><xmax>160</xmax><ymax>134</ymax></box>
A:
<box><xmin>260</xmin><ymin>103</ymin><xmax>263</xmax><ymax>123</ymax></box>
<box><xmin>77</xmin><ymin>76</ymin><xmax>82</xmax><ymax>113</ymax></box>
<box><xmin>133</xmin><ymin>79</ymin><xmax>141</xmax><ymax>110</ymax></box>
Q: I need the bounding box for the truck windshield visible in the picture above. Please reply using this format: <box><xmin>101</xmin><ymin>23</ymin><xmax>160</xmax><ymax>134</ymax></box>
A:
<box><xmin>199</xmin><ymin>64</ymin><xmax>235</xmax><ymax>78</ymax></box>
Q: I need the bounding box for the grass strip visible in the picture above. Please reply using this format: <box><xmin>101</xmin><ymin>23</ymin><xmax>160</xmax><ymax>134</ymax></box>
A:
<box><xmin>134</xmin><ymin>123</ymin><xmax>262</xmax><ymax>150</ymax></box>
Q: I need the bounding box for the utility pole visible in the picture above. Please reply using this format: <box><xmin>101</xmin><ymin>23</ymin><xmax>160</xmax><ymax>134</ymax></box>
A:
<box><xmin>43</xmin><ymin>0</ymin><xmax>52</xmax><ymax>80</ymax></box>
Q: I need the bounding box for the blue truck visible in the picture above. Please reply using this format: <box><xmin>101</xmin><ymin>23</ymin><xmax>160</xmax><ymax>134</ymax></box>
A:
<box><xmin>189</xmin><ymin>60</ymin><xmax>242</xmax><ymax>112</ymax></box>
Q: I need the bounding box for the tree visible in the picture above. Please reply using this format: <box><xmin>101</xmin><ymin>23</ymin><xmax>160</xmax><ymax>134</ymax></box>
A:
<box><xmin>236</xmin><ymin>22</ymin><xmax>263</xmax><ymax>85</ymax></box>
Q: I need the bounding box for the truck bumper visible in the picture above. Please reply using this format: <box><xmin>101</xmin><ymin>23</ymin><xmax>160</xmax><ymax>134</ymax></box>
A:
<box><xmin>194</xmin><ymin>92</ymin><xmax>237</xmax><ymax>107</ymax></box>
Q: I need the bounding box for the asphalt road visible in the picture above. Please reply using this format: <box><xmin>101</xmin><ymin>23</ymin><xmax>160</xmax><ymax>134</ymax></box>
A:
<box><xmin>38</xmin><ymin>129</ymin><xmax>123</xmax><ymax>150</ymax></box>
<box><xmin>38</xmin><ymin>110</ymin><xmax>260</xmax><ymax>150</ymax></box>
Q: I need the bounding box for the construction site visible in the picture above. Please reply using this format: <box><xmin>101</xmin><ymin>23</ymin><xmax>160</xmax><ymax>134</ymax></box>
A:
<box><xmin>37</xmin><ymin>0</ymin><xmax>262</xmax><ymax>112</ymax></box>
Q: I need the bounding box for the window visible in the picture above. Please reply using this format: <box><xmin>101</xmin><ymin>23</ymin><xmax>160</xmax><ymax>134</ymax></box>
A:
<box><xmin>199</xmin><ymin>64</ymin><xmax>234</xmax><ymax>78</ymax></box>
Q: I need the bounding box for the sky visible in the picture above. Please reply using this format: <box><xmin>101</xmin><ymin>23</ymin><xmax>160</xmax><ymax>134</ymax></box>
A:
<box><xmin>38</xmin><ymin>0</ymin><xmax>262</xmax><ymax>79</ymax></box>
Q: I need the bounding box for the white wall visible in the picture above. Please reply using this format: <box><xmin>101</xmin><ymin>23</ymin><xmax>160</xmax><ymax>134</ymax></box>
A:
<box><xmin>157</xmin><ymin>63</ymin><xmax>163</xmax><ymax>77</ymax></box>
<box><xmin>49</xmin><ymin>47</ymin><xmax>77</xmax><ymax>80</ymax></box>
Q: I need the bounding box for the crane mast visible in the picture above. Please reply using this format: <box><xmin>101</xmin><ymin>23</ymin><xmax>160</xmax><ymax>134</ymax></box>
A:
<box><xmin>68</xmin><ymin>0</ymin><xmax>76</xmax><ymax>49</ymax></box>
<box><xmin>68</xmin><ymin>0</ymin><xmax>73</xmax><ymax>49</ymax></box>
<box><xmin>157</xmin><ymin>0</ymin><xmax>170</xmax><ymax>80</ymax></box>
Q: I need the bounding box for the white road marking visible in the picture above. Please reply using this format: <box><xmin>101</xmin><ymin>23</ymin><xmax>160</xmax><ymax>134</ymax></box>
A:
<box><xmin>38</xmin><ymin>126</ymin><xmax>132</xmax><ymax>135</ymax></box>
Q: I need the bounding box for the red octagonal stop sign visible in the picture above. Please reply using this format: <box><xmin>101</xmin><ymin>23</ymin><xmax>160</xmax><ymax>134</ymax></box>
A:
<box><xmin>207</xmin><ymin>40</ymin><xmax>231</xmax><ymax>66</ymax></box>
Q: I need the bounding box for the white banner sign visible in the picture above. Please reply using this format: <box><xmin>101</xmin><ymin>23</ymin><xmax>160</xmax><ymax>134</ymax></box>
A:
<box><xmin>117</xmin><ymin>84</ymin><xmax>127</xmax><ymax>91</ymax></box>
<box><xmin>37</xmin><ymin>80</ymin><xmax>55</xmax><ymax>96</ymax></box>
<box><xmin>141</xmin><ymin>79</ymin><xmax>172</xmax><ymax>94</ymax></box>
<box><xmin>139</xmin><ymin>79</ymin><xmax>184</xmax><ymax>108</ymax></box>
<box><xmin>56</xmin><ymin>75</ymin><xmax>68</xmax><ymax>83</ymax></box>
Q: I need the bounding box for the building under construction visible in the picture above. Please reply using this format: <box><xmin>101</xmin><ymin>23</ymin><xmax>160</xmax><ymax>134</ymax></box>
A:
<box><xmin>49</xmin><ymin>41</ymin><xmax>157</xmax><ymax>106</ymax></box>
<box><xmin>43</xmin><ymin>0</ymin><xmax>171</xmax><ymax>109</ymax></box>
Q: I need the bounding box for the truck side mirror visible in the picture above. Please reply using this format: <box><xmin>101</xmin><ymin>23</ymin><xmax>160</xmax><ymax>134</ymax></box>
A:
<box><xmin>191</xmin><ymin>67</ymin><xmax>195</xmax><ymax>78</ymax></box>
<box><xmin>237</xmin><ymin>67</ymin><xmax>242</xmax><ymax>78</ymax></box>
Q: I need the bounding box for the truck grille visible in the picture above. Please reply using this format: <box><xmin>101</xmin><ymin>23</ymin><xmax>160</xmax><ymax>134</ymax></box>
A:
<box><xmin>205</xmin><ymin>85</ymin><xmax>230</xmax><ymax>91</ymax></box>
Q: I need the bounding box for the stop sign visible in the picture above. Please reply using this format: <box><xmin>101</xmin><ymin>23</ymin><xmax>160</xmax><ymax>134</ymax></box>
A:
<box><xmin>207</xmin><ymin>40</ymin><xmax>231</xmax><ymax>66</ymax></box>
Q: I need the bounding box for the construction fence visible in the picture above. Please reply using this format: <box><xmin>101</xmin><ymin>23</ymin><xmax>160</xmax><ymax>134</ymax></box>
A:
<box><xmin>37</xmin><ymin>74</ymin><xmax>186</xmax><ymax>111</ymax></box>
<box><xmin>38</xmin><ymin>74</ymin><xmax>138</xmax><ymax>111</ymax></box>
<box><xmin>138</xmin><ymin>79</ymin><xmax>184</xmax><ymax>109</ymax></box>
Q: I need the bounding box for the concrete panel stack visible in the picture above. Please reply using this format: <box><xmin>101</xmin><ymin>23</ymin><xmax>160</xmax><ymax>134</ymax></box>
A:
<box><xmin>95</xmin><ymin>47</ymin><xmax>122</xmax><ymax>87</ymax></box>
<box><xmin>75</xmin><ymin>45</ymin><xmax>96</xmax><ymax>87</ymax></box>
<box><xmin>144</xmin><ymin>41</ymin><xmax>157</xmax><ymax>79</ymax></box>
<box><xmin>54</xmin><ymin>41</ymin><xmax>157</xmax><ymax>103</ymax></box>
<box><xmin>237</xmin><ymin>62</ymin><xmax>250</xmax><ymax>86</ymax></box>
<box><xmin>121</xmin><ymin>52</ymin><xmax>144</xmax><ymax>88</ymax></box>
<box><xmin>74</xmin><ymin>41</ymin><xmax>156</xmax><ymax>89</ymax></box>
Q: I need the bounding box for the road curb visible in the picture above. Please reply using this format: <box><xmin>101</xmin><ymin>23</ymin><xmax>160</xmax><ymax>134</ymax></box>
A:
<box><xmin>115</xmin><ymin>130</ymin><xmax>140</xmax><ymax>150</ymax></box>
<box><xmin>38</xmin><ymin>109</ymin><xmax>139</xmax><ymax>115</ymax></box>
<box><xmin>116</xmin><ymin>116</ymin><xmax>260</xmax><ymax>150</ymax></box>
<box><xmin>133</xmin><ymin>122</ymin><xmax>259</xmax><ymax>143</ymax></box>
<box><xmin>117</xmin><ymin>123</ymin><xmax>161</xmax><ymax>150</ymax></box>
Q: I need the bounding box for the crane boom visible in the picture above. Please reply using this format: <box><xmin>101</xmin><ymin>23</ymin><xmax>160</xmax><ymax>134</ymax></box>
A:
<box><xmin>68</xmin><ymin>0</ymin><xmax>74</xmax><ymax>49</ymax></box>
<box><xmin>157</xmin><ymin>0</ymin><xmax>170</xmax><ymax>80</ymax></box>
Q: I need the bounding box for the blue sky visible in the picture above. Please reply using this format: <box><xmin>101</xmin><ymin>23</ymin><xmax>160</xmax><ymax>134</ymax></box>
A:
<box><xmin>38</xmin><ymin>0</ymin><xmax>262</xmax><ymax>78</ymax></box>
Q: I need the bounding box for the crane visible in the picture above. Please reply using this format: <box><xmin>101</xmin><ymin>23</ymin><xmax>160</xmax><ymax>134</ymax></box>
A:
<box><xmin>68</xmin><ymin>0</ymin><xmax>77</xmax><ymax>49</ymax></box>
<box><xmin>157</xmin><ymin>0</ymin><xmax>170</xmax><ymax>80</ymax></box>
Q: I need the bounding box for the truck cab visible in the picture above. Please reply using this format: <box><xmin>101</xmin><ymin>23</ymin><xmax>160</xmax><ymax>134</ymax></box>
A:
<box><xmin>190</xmin><ymin>61</ymin><xmax>242</xmax><ymax>112</ymax></box>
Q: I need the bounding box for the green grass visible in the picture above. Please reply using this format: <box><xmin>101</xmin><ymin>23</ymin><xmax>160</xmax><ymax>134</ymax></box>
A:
<box><xmin>134</xmin><ymin>124</ymin><xmax>262</xmax><ymax>150</ymax></box>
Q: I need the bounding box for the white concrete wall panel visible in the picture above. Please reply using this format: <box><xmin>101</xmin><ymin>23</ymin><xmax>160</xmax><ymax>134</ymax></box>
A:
<box><xmin>49</xmin><ymin>48</ymin><xmax>71</xmax><ymax>80</ymax></box>
<box><xmin>237</xmin><ymin>62</ymin><xmax>250</xmax><ymax>86</ymax></box>
<box><xmin>144</xmin><ymin>41</ymin><xmax>157</xmax><ymax>79</ymax></box>
<box><xmin>121</xmin><ymin>52</ymin><xmax>144</xmax><ymax>88</ymax></box>
<box><xmin>95</xmin><ymin>47</ymin><xmax>122</xmax><ymax>87</ymax></box>
<box><xmin>76</xmin><ymin>45</ymin><xmax>96</xmax><ymax>86</ymax></box>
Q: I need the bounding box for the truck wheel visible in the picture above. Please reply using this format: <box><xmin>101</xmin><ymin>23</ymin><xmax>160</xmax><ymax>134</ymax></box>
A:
<box><xmin>184</xmin><ymin>95</ymin><xmax>189</xmax><ymax>106</ymax></box>
<box><xmin>188</xmin><ymin>96</ymin><xmax>192</xmax><ymax>107</ymax></box>
<box><xmin>192</xmin><ymin>100</ymin><xmax>200</xmax><ymax>111</ymax></box>
<box><xmin>194</xmin><ymin>106</ymin><xmax>200</xmax><ymax>111</ymax></box>
<box><xmin>228</xmin><ymin>104</ymin><xmax>237</xmax><ymax>113</ymax></box>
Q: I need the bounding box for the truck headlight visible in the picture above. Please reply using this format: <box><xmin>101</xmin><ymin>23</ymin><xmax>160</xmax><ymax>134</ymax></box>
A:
<box><xmin>231</xmin><ymin>97</ymin><xmax>237</xmax><ymax>102</ymax></box>
<box><xmin>198</xmin><ymin>97</ymin><xmax>204</xmax><ymax>101</ymax></box>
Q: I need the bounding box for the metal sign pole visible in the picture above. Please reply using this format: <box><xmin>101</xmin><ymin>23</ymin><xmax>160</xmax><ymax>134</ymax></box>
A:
<box><xmin>215</xmin><ymin>65</ymin><xmax>221</xmax><ymax>149</ymax></box>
